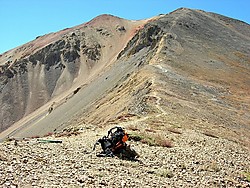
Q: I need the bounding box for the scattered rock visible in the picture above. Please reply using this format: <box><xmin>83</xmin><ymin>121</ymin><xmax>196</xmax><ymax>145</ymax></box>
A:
<box><xmin>0</xmin><ymin>128</ymin><xmax>249</xmax><ymax>187</ymax></box>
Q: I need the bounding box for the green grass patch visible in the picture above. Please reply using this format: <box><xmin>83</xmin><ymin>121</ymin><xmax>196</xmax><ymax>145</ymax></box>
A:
<box><xmin>129</xmin><ymin>132</ymin><xmax>173</xmax><ymax>147</ymax></box>
<box><xmin>243</xmin><ymin>172</ymin><xmax>250</xmax><ymax>182</ymax></box>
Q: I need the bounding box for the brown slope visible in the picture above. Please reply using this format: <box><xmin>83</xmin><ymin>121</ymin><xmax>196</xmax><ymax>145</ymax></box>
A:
<box><xmin>1</xmin><ymin>8</ymin><xmax>250</xmax><ymax>149</ymax></box>
<box><xmin>0</xmin><ymin>14</ymin><xmax>148</xmax><ymax>137</ymax></box>
<box><xmin>64</xmin><ymin>8</ymin><xmax>250</xmax><ymax>147</ymax></box>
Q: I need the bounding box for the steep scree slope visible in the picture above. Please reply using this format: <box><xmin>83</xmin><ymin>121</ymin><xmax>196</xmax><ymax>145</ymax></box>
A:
<box><xmin>0</xmin><ymin>14</ymin><xmax>147</xmax><ymax>134</ymax></box>
<box><xmin>0</xmin><ymin>9</ymin><xmax>249</xmax><ymax>148</ymax></box>
<box><xmin>65</xmin><ymin>8</ymin><xmax>250</xmax><ymax>147</ymax></box>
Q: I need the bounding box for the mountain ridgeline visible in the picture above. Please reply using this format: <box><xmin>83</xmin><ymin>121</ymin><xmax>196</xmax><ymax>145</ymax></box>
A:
<box><xmin>0</xmin><ymin>8</ymin><xmax>249</xmax><ymax>146</ymax></box>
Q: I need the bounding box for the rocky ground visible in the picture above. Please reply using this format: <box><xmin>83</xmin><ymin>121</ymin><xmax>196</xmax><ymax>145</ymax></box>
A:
<box><xmin>1</xmin><ymin>8</ymin><xmax>250</xmax><ymax>188</ymax></box>
<box><xmin>0</xmin><ymin>123</ymin><xmax>250</xmax><ymax>188</ymax></box>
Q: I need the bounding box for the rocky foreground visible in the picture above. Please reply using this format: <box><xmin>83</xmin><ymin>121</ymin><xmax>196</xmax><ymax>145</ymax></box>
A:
<box><xmin>0</xmin><ymin>124</ymin><xmax>250</xmax><ymax>188</ymax></box>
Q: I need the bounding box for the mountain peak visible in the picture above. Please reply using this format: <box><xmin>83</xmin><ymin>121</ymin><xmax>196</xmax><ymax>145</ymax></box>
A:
<box><xmin>85</xmin><ymin>14</ymin><xmax>125</xmax><ymax>27</ymax></box>
<box><xmin>0</xmin><ymin>8</ymin><xmax>250</xmax><ymax>148</ymax></box>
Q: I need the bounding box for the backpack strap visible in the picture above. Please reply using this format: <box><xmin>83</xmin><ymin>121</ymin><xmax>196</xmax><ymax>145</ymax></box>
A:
<box><xmin>107</xmin><ymin>126</ymin><xmax>123</xmax><ymax>137</ymax></box>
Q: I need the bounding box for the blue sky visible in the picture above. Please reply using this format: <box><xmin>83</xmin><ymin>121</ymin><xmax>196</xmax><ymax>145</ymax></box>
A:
<box><xmin>0</xmin><ymin>0</ymin><xmax>249</xmax><ymax>54</ymax></box>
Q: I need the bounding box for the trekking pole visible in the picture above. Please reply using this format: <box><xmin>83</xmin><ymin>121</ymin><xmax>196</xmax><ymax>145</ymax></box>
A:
<box><xmin>93</xmin><ymin>140</ymin><xmax>99</xmax><ymax>151</ymax></box>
